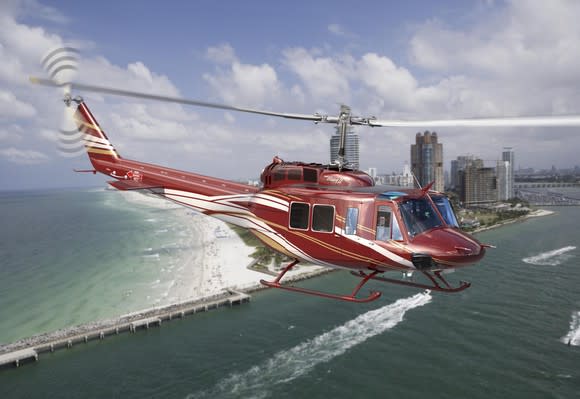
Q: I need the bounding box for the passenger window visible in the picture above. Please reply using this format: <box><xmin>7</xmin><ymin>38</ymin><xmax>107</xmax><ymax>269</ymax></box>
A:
<box><xmin>376</xmin><ymin>206</ymin><xmax>392</xmax><ymax>241</ymax></box>
<box><xmin>289</xmin><ymin>202</ymin><xmax>309</xmax><ymax>230</ymax></box>
<box><xmin>312</xmin><ymin>205</ymin><xmax>334</xmax><ymax>233</ymax></box>
<box><xmin>345</xmin><ymin>207</ymin><xmax>358</xmax><ymax>235</ymax></box>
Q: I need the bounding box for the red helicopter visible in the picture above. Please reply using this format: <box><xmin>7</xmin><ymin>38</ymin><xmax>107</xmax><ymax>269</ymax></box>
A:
<box><xmin>30</xmin><ymin>49</ymin><xmax>580</xmax><ymax>303</ymax></box>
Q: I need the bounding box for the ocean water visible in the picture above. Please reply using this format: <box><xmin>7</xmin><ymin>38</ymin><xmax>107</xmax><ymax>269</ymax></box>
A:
<box><xmin>0</xmin><ymin>189</ymin><xmax>196</xmax><ymax>343</ymax></box>
<box><xmin>1</xmin><ymin>190</ymin><xmax>579</xmax><ymax>398</ymax></box>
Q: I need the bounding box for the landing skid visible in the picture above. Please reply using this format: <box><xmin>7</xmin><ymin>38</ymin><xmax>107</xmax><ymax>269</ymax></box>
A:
<box><xmin>260</xmin><ymin>260</ymin><xmax>381</xmax><ymax>303</ymax></box>
<box><xmin>350</xmin><ymin>270</ymin><xmax>471</xmax><ymax>293</ymax></box>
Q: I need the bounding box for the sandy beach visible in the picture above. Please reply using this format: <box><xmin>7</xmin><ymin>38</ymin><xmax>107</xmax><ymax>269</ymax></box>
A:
<box><xmin>118</xmin><ymin>191</ymin><xmax>328</xmax><ymax>305</ymax></box>
<box><xmin>169</xmin><ymin>212</ymin><xmax>265</xmax><ymax>300</ymax></box>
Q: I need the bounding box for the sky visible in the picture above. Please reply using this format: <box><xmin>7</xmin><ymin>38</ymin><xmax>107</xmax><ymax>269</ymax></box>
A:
<box><xmin>1</xmin><ymin>0</ymin><xmax>580</xmax><ymax>190</ymax></box>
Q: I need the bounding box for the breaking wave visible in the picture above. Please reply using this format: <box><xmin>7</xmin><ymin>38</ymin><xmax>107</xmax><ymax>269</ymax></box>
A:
<box><xmin>522</xmin><ymin>246</ymin><xmax>576</xmax><ymax>266</ymax></box>
<box><xmin>186</xmin><ymin>291</ymin><xmax>432</xmax><ymax>399</ymax></box>
<box><xmin>561</xmin><ymin>311</ymin><xmax>580</xmax><ymax>347</ymax></box>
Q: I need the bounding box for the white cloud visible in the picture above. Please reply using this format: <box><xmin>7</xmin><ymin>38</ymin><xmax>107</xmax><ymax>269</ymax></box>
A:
<box><xmin>1</xmin><ymin>0</ymin><xmax>68</xmax><ymax>24</ymax></box>
<box><xmin>109</xmin><ymin>104</ymin><xmax>190</xmax><ymax>141</ymax></box>
<box><xmin>282</xmin><ymin>47</ymin><xmax>352</xmax><ymax>102</ymax></box>
<box><xmin>78</xmin><ymin>57</ymin><xmax>180</xmax><ymax>97</ymax></box>
<box><xmin>409</xmin><ymin>1</ymin><xmax>580</xmax><ymax>91</ymax></box>
<box><xmin>205</xmin><ymin>43</ymin><xmax>237</xmax><ymax>64</ymax></box>
<box><xmin>327</xmin><ymin>24</ymin><xmax>356</xmax><ymax>39</ymax></box>
<box><xmin>203</xmin><ymin>60</ymin><xmax>281</xmax><ymax>107</ymax></box>
<box><xmin>0</xmin><ymin>147</ymin><xmax>49</xmax><ymax>164</ymax></box>
<box><xmin>0</xmin><ymin>89</ymin><xmax>36</xmax><ymax>117</ymax></box>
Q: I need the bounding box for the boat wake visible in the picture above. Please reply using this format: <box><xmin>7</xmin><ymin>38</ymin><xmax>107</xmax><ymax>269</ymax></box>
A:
<box><xmin>561</xmin><ymin>311</ymin><xmax>580</xmax><ymax>347</ymax></box>
<box><xmin>522</xmin><ymin>246</ymin><xmax>576</xmax><ymax>266</ymax></box>
<box><xmin>186</xmin><ymin>291</ymin><xmax>432</xmax><ymax>399</ymax></box>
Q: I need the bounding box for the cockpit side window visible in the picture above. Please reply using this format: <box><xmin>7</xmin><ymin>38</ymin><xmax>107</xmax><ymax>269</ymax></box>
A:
<box><xmin>431</xmin><ymin>195</ymin><xmax>459</xmax><ymax>227</ymax></box>
<box><xmin>399</xmin><ymin>197</ymin><xmax>443</xmax><ymax>237</ymax></box>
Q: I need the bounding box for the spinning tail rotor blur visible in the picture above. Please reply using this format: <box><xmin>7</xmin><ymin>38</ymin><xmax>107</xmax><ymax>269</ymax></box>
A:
<box><xmin>39</xmin><ymin>47</ymin><xmax>85</xmax><ymax>157</ymax></box>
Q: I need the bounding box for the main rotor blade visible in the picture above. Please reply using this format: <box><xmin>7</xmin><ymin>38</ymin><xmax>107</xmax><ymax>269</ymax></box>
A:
<box><xmin>369</xmin><ymin>115</ymin><xmax>580</xmax><ymax>128</ymax></box>
<box><xmin>29</xmin><ymin>77</ymin><xmax>324</xmax><ymax>122</ymax></box>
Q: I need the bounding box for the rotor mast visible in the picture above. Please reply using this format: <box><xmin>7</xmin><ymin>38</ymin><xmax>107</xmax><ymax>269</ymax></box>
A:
<box><xmin>336</xmin><ymin>105</ymin><xmax>351</xmax><ymax>170</ymax></box>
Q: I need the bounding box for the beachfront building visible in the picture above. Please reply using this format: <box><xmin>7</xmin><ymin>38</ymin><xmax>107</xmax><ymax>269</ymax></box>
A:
<box><xmin>411</xmin><ymin>131</ymin><xmax>444</xmax><ymax>191</ymax></box>
<box><xmin>461</xmin><ymin>158</ymin><xmax>497</xmax><ymax>205</ymax></box>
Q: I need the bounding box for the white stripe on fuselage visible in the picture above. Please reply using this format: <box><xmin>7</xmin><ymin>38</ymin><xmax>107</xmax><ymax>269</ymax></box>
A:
<box><xmin>157</xmin><ymin>188</ymin><xmax>411</xmax><ymax>270</ymax></box>
<box><xmin>334</xmin><ymin>226</ymin><xmax>414</xmax><ymax>268</ymax></box>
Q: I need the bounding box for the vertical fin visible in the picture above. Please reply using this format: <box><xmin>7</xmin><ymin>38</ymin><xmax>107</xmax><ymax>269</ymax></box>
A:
<box><xmin>74</xmin><ymin>101</ymin><xmax>121</xmax><ymax>165</ymax></box>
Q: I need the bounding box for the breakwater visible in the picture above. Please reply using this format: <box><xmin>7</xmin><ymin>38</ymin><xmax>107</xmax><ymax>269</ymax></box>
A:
<box><xmin>0</xmin><ymin>290</ymin><xmax>250</xmax><ymax>369</ymax></box>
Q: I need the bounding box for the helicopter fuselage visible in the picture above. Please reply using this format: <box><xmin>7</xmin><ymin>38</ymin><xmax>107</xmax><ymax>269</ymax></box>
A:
<box><xmin>75</xmin><ymin>100</ymin><xmax>484</xmax><ymax>300</ymax></box>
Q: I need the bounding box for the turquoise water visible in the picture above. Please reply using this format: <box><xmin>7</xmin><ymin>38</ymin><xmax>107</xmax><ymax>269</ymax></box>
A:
<box><xmin>0</xmin><ymin>189</ymin><xmax>194</xmax><ymax>343</ymax></box>
<box><xmin>1</xmin><ymin>191</ymin><xmax>579</xmax><ymax>398</ymax></box>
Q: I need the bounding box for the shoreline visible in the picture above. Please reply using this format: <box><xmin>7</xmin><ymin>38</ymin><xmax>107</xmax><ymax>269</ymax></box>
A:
<box><xmin>470</xmin><ymin>208</ymin><xmax>555</xmax><ymax>234</ymax></box>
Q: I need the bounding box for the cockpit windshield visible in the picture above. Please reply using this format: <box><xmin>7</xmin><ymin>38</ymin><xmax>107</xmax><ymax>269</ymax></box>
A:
<box><xmin>399</xmin><ymin>197</ymin><xmax>443</xmax><ymax>237</ymax></box>
<box><xmin>431</xmin><ymin>195</ymin><xmax>459</xmax><ymax>227</ymax></box>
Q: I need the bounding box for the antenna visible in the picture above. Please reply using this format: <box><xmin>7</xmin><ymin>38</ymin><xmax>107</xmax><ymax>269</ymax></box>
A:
<box><xmin>411</xmin><ymin>171</ymin><xmax>422</xmax><ymax>189</ymax></box>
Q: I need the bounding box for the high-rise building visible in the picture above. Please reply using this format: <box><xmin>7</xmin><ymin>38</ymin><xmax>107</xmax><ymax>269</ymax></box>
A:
<box><xmin>330</xmin><ymin>125</ymin><xmax>359</xmax><ymax>169</ymax></box>
<box><xmin>450</xmin><ymin>155</ymin><xmax>474</xmax><ymax>192</ymax></box>
<box><xmin>366</xmin><ymin>167</ymin><xmax>378</xmax><ymax>180</ymax></box>
<box><xmin>410</xmin><ymin>131</ymin><xmax>444</xmax><ymax>192</ymax></box>
<box><xmin>462</xmin><ymin>158</ymin><xmax>497</xmax><ymax>204</ymax></box>
<box><xmin>496</xmin><ymin>160</ymin><xmax>511</xmax><ymax>201</ymax></box>
<box><xmin>500</xmin><ymin>147</ymin><xmax>515</xmax><ymax>199</ymax></box>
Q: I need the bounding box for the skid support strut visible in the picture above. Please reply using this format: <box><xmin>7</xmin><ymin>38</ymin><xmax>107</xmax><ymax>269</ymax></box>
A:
<box><xmin>351</xmin><ymin>270</ymin><xmax>470</xmax><ymax>293</ymax></box>
<box><xmin>260</xmin><ymin>260</ymin><xmax>381</xmax><ymax>303</ymax></box>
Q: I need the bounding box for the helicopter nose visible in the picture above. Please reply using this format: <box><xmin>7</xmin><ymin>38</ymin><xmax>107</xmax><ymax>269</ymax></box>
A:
<box><xmin>411</xmin><ymin>227</ymin><xmax>485</xmax><ymax>266</ymax></box>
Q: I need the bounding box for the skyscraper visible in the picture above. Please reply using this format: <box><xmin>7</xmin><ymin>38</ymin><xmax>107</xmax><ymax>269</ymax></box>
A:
<box><xmin>450</xmin><ymin>155</ymin><xmax>474</xmax><ymax>191</ymax></box>
<box><xmin>496</xmin><ymin>160</ymin><xmax>511</xmax><ymax>201</ymax></box>
<box><xmin>500</xmin><ymin>147</ymin><xmax>515</xmax><ymax>199</ymax></box>
<box><xmin>410</xmin><ymin>131</ymin><xmax>444</xmax><ymax>192</ymax></box>
<box><xmin>462</xmin><ymin>159</ymin><xmax>497</xmax><ymax>204</ymax></box>
<box><xmin>330</xmin><ymin>125</ymin><xmax>359</xmax><ymax>169</ymax></box>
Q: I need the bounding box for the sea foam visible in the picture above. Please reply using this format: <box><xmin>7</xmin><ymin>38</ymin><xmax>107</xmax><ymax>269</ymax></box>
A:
<box><xmin>522</xmin><ymin>246</ymin><xmax>576</xmax><ymax>266</ymax></box>
<box><xmin>561</xmin><ymin>310</ymin><xmax>580</xmax><ymax>347</ymax></box>
<box><xmin>187</xmin><ymin>291</ymin><xmax>432</xmax><ymax>399</ymax></box>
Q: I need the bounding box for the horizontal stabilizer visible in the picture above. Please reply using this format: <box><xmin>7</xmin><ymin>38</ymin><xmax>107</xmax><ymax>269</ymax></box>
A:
<box><xmin>108</xmin><ymin>180</ymin><xmax>163</xmax><ymax>191</ymax></box>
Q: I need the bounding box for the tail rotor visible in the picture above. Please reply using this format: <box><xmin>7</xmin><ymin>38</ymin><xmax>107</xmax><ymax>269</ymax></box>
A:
<box><xmin>40</xmin><ymin>47</ymin><xmax>85</xmax><ymax>157</ymax></box>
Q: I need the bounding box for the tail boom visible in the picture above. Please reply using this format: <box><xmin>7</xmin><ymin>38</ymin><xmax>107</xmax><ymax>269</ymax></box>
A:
<box><xmin>74</xmin><ymin>101</ymin><xmax>258</xmax><ymax>198</ymax></box>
